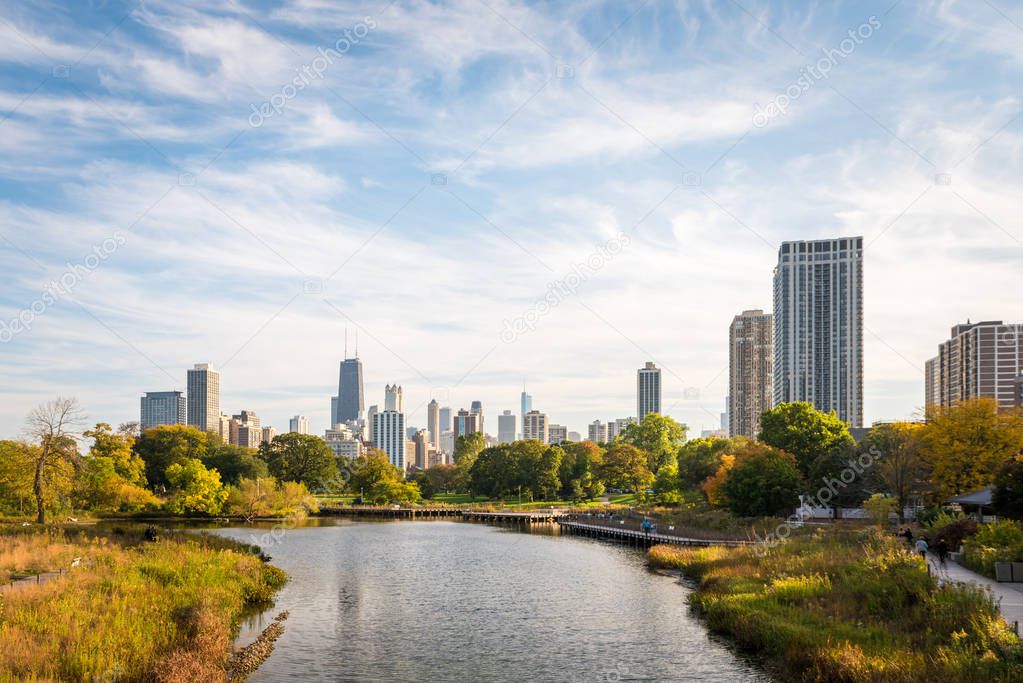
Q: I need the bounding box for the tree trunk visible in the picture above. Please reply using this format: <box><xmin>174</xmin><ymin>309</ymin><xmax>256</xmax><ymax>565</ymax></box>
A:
<box><xmin>34</xmin><ymin>458</ymin><xmax>46</xmax><ymax>524</ymax></box>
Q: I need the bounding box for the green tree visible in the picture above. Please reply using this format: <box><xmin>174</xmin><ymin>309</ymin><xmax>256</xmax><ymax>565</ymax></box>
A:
<box><xmin>719</xmin><ymin>447</ymin><xmax>803</xmax><ymax>517</ymax></box>
<box><xmin>84</xmin><ymin>422</ymin><xmax>146</xmax><ymax>486</ymax></box>
<box><xmin>677</xmin><ymin>437</ymin><xmax>732</xmax><ymax>488</ymax></box>
<box><xmin>598</xmin><ymin>443</ymin><xmax>654</xmax><ymax>494</ymax></box>
<box><xmin>922</xmin><ymin>399</ymin><xmax>1023</xmax><ymax>499</ymax></box>
<box><xmin>470</xmin><ymin>445</ymin><xmax>520</xmax><ymax>499</ymax></box>
<box><xmin>414</xmin><ymin>463</ymin><xmax>458</xmax><ymax>499</ymax></box>
<box><xmin>258</xmin><ymin>433</ymin><xmax>339</xmax><ymax>490</ymax></box>
<box><xmin>454</xmin><ymin>432</ymin><xmax>486</xmax><ymax>464</ymax></box>
<box><xmin>203</xmin><ymin>438</ymin><xmax>269</xmax><ymax>485</ymax></box>
<box><xmin>74</xmin><ymin>456</ymin><xmax>158</xmax><ymax>512</ymax></box>
<box><xmin>617</xmin><ymin>413</ymin><xmax>688</xmax><ymax>472</ymax></box>
<box><xmin>864</xmin><ymin>421</ymin><xmax>929</xmax><ymax>521</ymax></box>
<box><xmin>653</xmin><ymin>463</ymin><xmax>681</xmax><ymax>497</ymax></box>
<box><xmin>165</xmin><ymin>458</ymin><xmax>228</xmax><ymax>516</ymax></box>
<box><xmin>135</xmin><ymin>425</ymin><xmax>209</xmax><ymax>489</ymax></box>
<box><xmin>758</xmin><ymin>401</ymin><xmax>854</xmax><ymax>476</ymax></box>
<box><xmin>862</xmin><ymin>493</ymin><xmax>898</xmax><ymax>527</ymax></box>
<box><xmin>25</xmin><ymin>397</ymin><xmax>84</xmax><ymax>523</ymax></box>
<box><xmin>0</xmin><ymin>441</ymin><xmax>40</xmax><ymax>516</ymax></box>
<box><xmin>558</xmin><ymin>441</ymin><xmax>603</xmax><ymax>496</ymax></box>
<box><xmin>350</xmin><ymin>451</ymin><xmax>420</xmax><ymax>504</ymax></box>
<box><xmin>225</xmin><ymin>476</ymin><xmax>318</xmax><ymax>521</ymax></box>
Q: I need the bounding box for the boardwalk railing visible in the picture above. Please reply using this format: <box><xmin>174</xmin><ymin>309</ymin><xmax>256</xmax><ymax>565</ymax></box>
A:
<box><xmin>558</xmin><ymin>520</ymin><xmax>751</xmax><ymax>547</ymax></box>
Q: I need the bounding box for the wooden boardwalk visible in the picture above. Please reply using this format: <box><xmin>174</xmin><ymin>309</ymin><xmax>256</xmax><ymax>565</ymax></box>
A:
<box><xmin>461</xmin><ymin>509</ymin><xmax>563</xmax><ymax>525</ymax></box>
<box><xmin>321</xmin><ymin>506</ymin><xmax>462</xmax><ymax>519</ymax></box>
<box><xmin>558</xmin><ymin>520</ymin><xmax>750</xmax><ymax>547</ymax></box>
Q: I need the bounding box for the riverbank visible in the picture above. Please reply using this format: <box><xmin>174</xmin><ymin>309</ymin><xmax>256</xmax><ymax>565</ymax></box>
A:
<box><xmin>649</xmin><ymin>527</ymin><xmax>1023</xmax><ymax>682</ymax></box>
<box><xmin>0</xmin><ymin>524</ymin><xmax>286</xmax><ymax>682</ymax></box>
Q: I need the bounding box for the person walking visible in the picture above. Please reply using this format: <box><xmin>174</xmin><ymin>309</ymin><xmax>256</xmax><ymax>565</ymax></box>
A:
<box><xmin>935</xmin><ymin>537</ymin><xmax>949</xmax><ymax>567</ymax></box>
<box><xmin>915</xmin><ymin>536</ymin><xmax>928</xmax><ymax>561</ymax></box>
<box><xmin>641</xmin><ymin>518</ymin><xmax>652</xmax><ymax>538</ymax></box>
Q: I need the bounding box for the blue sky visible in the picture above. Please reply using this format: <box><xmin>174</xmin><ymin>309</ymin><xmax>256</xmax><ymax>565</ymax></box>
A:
<box><xmin>0</xmin><ymin>0</ymin><xmax>1021</xmax><ymax>438</ymax></box>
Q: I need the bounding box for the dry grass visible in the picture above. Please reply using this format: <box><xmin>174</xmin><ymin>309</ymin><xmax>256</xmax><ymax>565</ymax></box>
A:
<box><xmin>0</xmin><ymin>526</ymin><xmax>285</xmax><ymax>682</ymax></box>
<box><xmin>650</xmin><ymin>528</ymin><xmax>1023</xmax><ymax>682</ymax></box>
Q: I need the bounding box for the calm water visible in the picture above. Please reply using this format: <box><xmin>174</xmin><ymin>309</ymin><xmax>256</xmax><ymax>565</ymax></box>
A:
<box><xmin>216</xmin><ymin>520</ymin><xmax>769</xmax><ymax>682</ymax></box>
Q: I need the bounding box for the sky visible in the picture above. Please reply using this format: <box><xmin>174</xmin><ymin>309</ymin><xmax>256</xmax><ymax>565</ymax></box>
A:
<box><xmin>0</xmin><ymin>0</ymin><xmax>1021</xmax><ymax>439</ymax></box>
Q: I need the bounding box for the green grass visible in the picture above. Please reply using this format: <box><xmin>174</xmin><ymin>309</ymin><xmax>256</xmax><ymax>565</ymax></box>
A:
<box><xmin>0</xmin><ymin>525</ymin><xmax>285</xmax><ymax>682</ymax></box>
<box><xmin>649</xmin><ymin>528</ymin><xmax>1023</xmax><ymax>682</ymax></box>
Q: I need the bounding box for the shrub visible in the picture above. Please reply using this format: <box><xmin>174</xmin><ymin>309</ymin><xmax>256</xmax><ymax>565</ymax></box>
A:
<box><xmin>962</xmin><ymin>520</ymin><xmax>1023</xmax><ymax>578</ymax></box>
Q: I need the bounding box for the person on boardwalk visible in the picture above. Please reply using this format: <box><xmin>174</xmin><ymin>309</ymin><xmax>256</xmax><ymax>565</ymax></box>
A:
<box><xmin>642</xmin><ymin>519</ymin><xmax>652</xmax><ymax>538</ymax></box>
<box><xmin>900</xmin><ymin>527</ymin><xmax>914</xmax><ymax>546</ymax></box>
<box><xmin>915</xmin><ymin>536</ymin><xmax>928</xmax><ymax>560</ymax></box>
<box><xmin>935</xmin><ymin>537</ymin><xmax>949</xmax><ymax>567</ymax></box>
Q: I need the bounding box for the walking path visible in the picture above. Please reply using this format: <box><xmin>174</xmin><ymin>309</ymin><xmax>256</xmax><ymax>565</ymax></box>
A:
<box><xmin>930</xmin><ymin>556</ymin><xmax>1023</xmax><ymax>630</ymax></box>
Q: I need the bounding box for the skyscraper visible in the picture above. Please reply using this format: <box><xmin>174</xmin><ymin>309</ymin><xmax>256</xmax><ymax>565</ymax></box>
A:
<box><xmin>470</xmin><ymin>400</ymin><xmax>484</xmax><ymax>433</ymax></box>
<box><xmin>520</xmin><ymin>390</ymin><xmax>533</xmax><ymax>439</ymax></box>
<box><xmin>523</xmin><ymin>410</ymin><xmax>548</xmax><ymax>444</ymax></box>
<box><xmin>729</xmin><ymin>309</ymin><xmax>774</xmax><ymax>438</ymax></box>
<box><xmin>548</xmin><ymin>424</ymin><xmax>568</xmax><ymax>444</ymax></box>
<box><xmin>927</xmin><ymin>321</ymin><xmax>1023</xmax><ymax>412</ymax></box>
<box><xmin>385</xmin><ymin>384</ymin><xmax>403</xmax><ymax>412</ymax></box>
<box><xmin>427</xmin><ymin>399</ymin><xmax>440</xmax><ymax>448</ymax></box>
<box><xmin>140</xmin><ymin>391</ymin><xmax>186</xmax><ymax>432</ymax></box>
<box><xmin>186</xmin><ymin>363</ymin><xmax>220</xmax><ymax>433</ymax></box>
<box><xmin>453</xmin><ymin>409</ymin><xmax>481</xmax><ymax>439</ymax></box>
<box><xmin>374</xmin><ymin>410</ymin><xmax>406</xmax><ymax>471</ymax></box>
<box><xmin>439</xmin><ymin>406</ymin><xmax>452</xmax><ymax>435</ymax></box>
<box><xmin>232</xmin><ymin>410</ymin><xmax>261</xmax><ymax>448</ymax></box>
<box><xmin>497</xmin><ymin>410</ymin><xmax>516</xmax><ymax>445</ymax></box>
<box><xmin>289</xmin><ymin>415</ymin><xmax>309</xmax><ymax>434</ymax></box>
<box><xmin>367</xmin><ymin>404</ymin><xmax>379</xmax><ymax>442</ymax></box>
<box><xmin>587</xmin><ymin>419</ymin><xmax>608</xmax><ymax>443</ymax></box>
<box><xmin>334</xmin><ymin>356</ymin><xmax>365</xmax><ymax>425</ymax></box>
<box><xmin>773</xmin><ymin>237</ymin><xmax>863</xmax><ymax>427</ymax></box>
<box><xmin>637</xmin><ymin>362</ymin><xmax>661</xmax><ymax>418</ymax></box>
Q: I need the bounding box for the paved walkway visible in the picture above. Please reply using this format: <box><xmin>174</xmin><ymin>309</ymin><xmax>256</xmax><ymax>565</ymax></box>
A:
<box><xmin>930</xmin><ymin>556</ymin><xmax>1023</xmax><ymax>629</ymax></box>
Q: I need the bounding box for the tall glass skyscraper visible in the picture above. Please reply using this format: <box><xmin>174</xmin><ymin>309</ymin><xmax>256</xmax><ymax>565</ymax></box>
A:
<box><xmin>140</xmin><ymin>391</ymin><xmax>186</xmax><ymax>432</ymax></box>
<box><xmin>519</xmin><ymin>390</ymin><xmax>532</xmax><ymax>438</ymax></box>
<box><xmin>334</xmin><ymin>357</ymin><xmax>364</xmax><ymax>425</ymax></box>
<box><xmin>186</xmin><ymin>363</ymin><xmax>220</xmax><ymax>432</ymax></box>
<box><xmin>772</xmin><ymin>237</ymin><xmax>863</xmax><ymax>427</ymax></box>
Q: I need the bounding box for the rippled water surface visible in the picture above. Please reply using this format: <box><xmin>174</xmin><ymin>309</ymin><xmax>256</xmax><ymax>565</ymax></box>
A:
<box><xmin>217</xmin><ymin>520</ymin><xmax>769</xmax><ymax>682</ymax></box>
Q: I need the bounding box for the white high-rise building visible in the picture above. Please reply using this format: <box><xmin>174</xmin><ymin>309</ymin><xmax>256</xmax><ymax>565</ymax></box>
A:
<box><xmin>548</xmin><ymin>424</ymin><xmax>568</xmax><ymax>444</ymax></box>
<box><xmin>374</xmin><ymin>410</ymin><xmax>407</xmax><ymax>471</ymax></box>
<box><xmin>385</xmin><ymin>385</ymin><xmax>404</xmax><ymax>412</ymax></box>
<box><xmin>773</xmin><ymin>237</ymin><xmax>863</xmax><ymax>427</ymax></box>
<box><xmin>497</xmin><ymin>410</ymin><xmax>516</xmax><ymax>445</ymax></box>
<box><xmin>523</xmin><ymin>410</ymin><xmax>549</xmax><ymax>444</ymax></box>
<box><xmin>637</xmin><ymin>362</ymin><xmax>661</xmax><ymax>418</ymax></box>
<box><xmin>587</xmin><ymin>419</ymin><xmax>608</xmax><ymax>443</ymax></box>
<box><xmin>427</xmin><ymin>399</ymin><xmax>440</xmax><ymax>448</ymax></box>
<box><xmin>289</xmin><ymin>415</ymin><xmax>310</xmax><ymax>434</ymax></box>
<box><xmin>729</xmin><ymin>309</ymin><xmax>774</xmax><ymax>438</ymax></box>
<box><xmin>187</xmin><ymin>363</ymin><xmax>220</xmax><ymax>433</ymax></box>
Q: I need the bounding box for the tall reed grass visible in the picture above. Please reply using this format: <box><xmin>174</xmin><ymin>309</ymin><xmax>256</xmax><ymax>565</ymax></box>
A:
<box><xmin>649</xmin><ymin>528</ymin><xmax>1023</xmax><ymax>682</ymax></box>
<box><xmin>0</xmin><ymin>525</ymin><xmax>285</xmax><ymax>682</ymax></box>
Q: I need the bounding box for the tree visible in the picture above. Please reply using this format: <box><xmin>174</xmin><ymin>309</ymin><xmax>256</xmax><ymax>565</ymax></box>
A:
<box><xmin>559</xmin><ymin>441</ymin><xmax>605</xmax><ymax>501</ymax></box>
<box><xmin>677</xmin><ymin>437</ymin><xmax>732</xmax><ymax>489</ymax></box>
<box><xmin>0</xmin><ymin>441</ymin><xmax>39</xmax><ymax>516</ymax></box>
<box><xmin>719</xmin><ymin>447</ymin><xmax>803</xmax><ymax>517</ymax></box>
<box><xmin>25</xmin><ymin>397</ymin><xmax>84</xmax><ymax>523</ymax></box>
<box><xmin>470</xmin><ymin>445</ymin><xmax>521</xmax><ymax>499</ymax></box>
<box><xmin>75</xmin><ymin>456</ymin><xmax>158</xmax><ymax>512</ymax></box>
<box><xmin>226</xmin><ymin>476</ymin><xmax>319</xmax><ymax>521</ymax></box>
<box><xmin>864</xmin><ymin>422</ymin><xmax>929</xmax><ymax>521</ymax></box>
<box><xmin>258</xmin><ymin>433</ymin><xmax>339</xmax><ymax>490</ymax></box>
<box><xmin>135</xmin><ymin>425</ymin><xmax>209</xmax><ymax>489</ymax></box>
<box><xmin>203</xmin><ymin>438</ymin><xmax>269</xmax><ymax>485</ymax></box>
<box><xmin>84</xmin><ymin>422</ymin><xmax>146</xmax><ymax>486</ymax></box>
<box><xmin>165</xmin><ymin>458</ymin><xmax>228</xmax><ymax>516</ymax></box>
<box><xmin>862</xmin><ymin>493</ymin><xmax>898</xmax><ymax>527</ymax></box>
<box><xmin>993</xmin><ymin>457</ymin><xmax>1023</xmax><ymax>520</ymax></box>
<box><xmin>350</xmin><ymin>451</ymin><xmax>420</xmax><ymax>504</ymax></box>
<box><xmin>598</xmin><ymin>443</ymin><xmax>654</xmax><ymax>494</ymax></box>
<box><xmin>758</xmin><ymin>401</ymin><xmax>854</xmax><ymax>476</ymax></box>
<box><xmin>454</xmin><ymin>432</ymin><xmax>486</xmax><ymax>464</ymax></box>
<box><xmin>617</xmin><ymin>413</ymin><xmax>688</xmax><ymax>472</ymax></box>
<box><xmin>414</xmin><ymin>464</ymin><xmax>458</xmax><ymax>499</ymax></box>
<box><xmin>805</xmin><ymin>440</ymin><xmax>867</xmax><ymax>518</ymax></box>
<box><xmin>922</xmin><ymin>399</ymin><xmax>1023</xmax><ymax>499</ymax></box>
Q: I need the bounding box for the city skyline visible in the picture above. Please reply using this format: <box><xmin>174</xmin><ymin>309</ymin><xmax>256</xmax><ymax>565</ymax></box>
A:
<box><xmin>1</xmin><ymin>2</ymin><xmax>1022</xmax><ymax>438</ymax></box>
